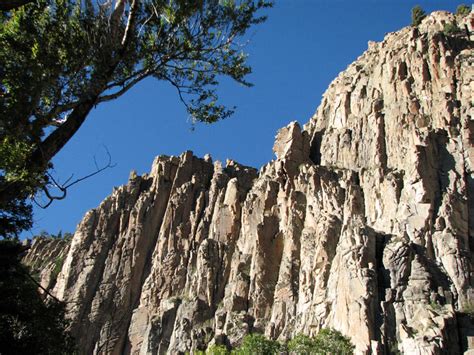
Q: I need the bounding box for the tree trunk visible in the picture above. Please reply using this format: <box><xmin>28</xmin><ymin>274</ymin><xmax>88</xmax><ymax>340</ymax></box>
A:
<box><xmin>0</xmin><ymin>98</ymin><xmax>97</xmax><ymax>209</ymax></box>
<box><xmin>0</xmin><ymin>0</ymin><xmax>139</xmax><ymax>210</ymax></box>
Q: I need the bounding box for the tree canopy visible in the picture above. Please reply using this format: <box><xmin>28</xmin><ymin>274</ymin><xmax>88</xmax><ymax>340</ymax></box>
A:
<box><xmin>456</xmin><ymin>4</ymin><xmax>470</xmax><ymax>17</ymax></box>
<box><xmin>0</xmin><ymin>0</ymin><xmax>272</xmax><ymax>237</ymax></box>
<box><xmin>195</xmin><ymin>329</ymin><xmax>355</xmax><ymax>354</ymax></box>
<box><xmin>411</xmin><ymin>5</ymin><xmax>426</xmax><ymax>26</ymax></box>
<box><xmin>0</xmin><ymin>239</ymin><xmax>75</xmax><ymax>353</ymax></box>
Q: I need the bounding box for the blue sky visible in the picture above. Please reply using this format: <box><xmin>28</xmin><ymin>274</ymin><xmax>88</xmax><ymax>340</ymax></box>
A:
<box><xmin>26</xmin><ymin>0</ymin><xmax>460</xmax><ymax>237</ymax></box>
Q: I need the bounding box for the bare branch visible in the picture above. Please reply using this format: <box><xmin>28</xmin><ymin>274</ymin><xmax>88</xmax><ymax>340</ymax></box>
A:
<box><xmin>62</xmin><ymin>174</ymin><xmax>74</xmax><ymax>186</ymax></box>
<box><xmin>33</xmin><ymin>147</ymin><xmax>115</xmax><ymax>209</ymax></box>
<box><xmin>64</xmin><ymin>148</ymin><xmax>115</xmax><ymax>190</ymax></box>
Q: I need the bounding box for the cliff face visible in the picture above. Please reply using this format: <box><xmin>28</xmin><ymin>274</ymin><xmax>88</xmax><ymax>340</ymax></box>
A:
<box><xmin>25</xmin><ymin>11</ymin><xmax>474</xmax><ymax>354</ymax></box>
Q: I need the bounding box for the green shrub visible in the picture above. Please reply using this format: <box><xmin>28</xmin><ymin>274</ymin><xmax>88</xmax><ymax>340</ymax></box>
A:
<box><xmin>429</xmin><ymin>301</ymin><xmax>444</xmax><ymax>312</ymax></box>
<box><xmin>443</xmin><ymin>22</ymin><xmax>462</xmax><ymax>35</ymax></box>
<box><xmin>462</xmin><ymin>302</ymin><xmax>474</xmax><ymax>317</ymax></box>
<box><xmin>287</xmin><ymin>329</ymin><xmax>354</xmax><ymax>354</ymax></box>
<box><xmin>388</xmin><ymin>340</ymin><xmax>401</xmax><ymax>355</ymax></box>
<box><xmin>232</xmin><ymin>333</ymin><xmax>280</xmax><ymax>355</ymax></box>
<box><xmin>313</xmin><ymin>328</ymin><xmax>355</xmax><ymax>354</ymax></box>
<box><xmin>201</xmin><ymin>330</ymin><xmax>354</xmax><ymax>355</ymax></box>
<box><xmin>51</xmin><ymin>256</ymin><xmax>65</xmax><ymax>282</ymax></box>
<box><xmin>456</xmin><ymin>4</ymin><xmax>470</xmax><ymax>17</ymax></box>
<box><xmin>207</xmin><ymin>344</ymin><xmax>230</xmax><ymax>355</ymax></box>
<box><xmin>411</xmin><ymin>5</ymin><xmax>426</xmax><ymax>26</ymax></box>
<box><xmin>287</xmin><ymin>334</ymin><xmax>315</xmax><ymax>354</ymax></box>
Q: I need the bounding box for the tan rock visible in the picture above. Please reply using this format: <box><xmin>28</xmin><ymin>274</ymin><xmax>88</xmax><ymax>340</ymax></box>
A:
<box><xmin>25</xmin><ymin>11</ymin><xmax>474</xmax><ymax>355</ymax></box>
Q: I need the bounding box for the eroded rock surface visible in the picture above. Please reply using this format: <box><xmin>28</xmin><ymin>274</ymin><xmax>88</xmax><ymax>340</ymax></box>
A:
<box><xmin>25</xmin><ymin>11</ymin><xmax>474</xmax><ymax>354</ymax></box>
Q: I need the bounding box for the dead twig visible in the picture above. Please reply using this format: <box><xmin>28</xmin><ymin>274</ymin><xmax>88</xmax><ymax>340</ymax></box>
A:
<box><xmin>33</xmin><ymin>146</ymin><xmax>116</xmax><ymax>209</ymax></box>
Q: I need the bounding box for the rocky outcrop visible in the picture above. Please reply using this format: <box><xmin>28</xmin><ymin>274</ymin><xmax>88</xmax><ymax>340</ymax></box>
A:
<box><xmin>23</xmin><ymin>236</ymin><xmax>71</xmax><ymax>292</ymax></box>
<box><xmin>25</xmin><ymin>11</ymin><xmax>474</xmax><ymax>354</ymax></box>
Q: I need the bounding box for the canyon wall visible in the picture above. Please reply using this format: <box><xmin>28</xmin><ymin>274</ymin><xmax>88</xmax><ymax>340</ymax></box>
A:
<box><xmin>25</xmin><ymin>11</ymin><xmax>474</xmax><ymax>354</ymax></box>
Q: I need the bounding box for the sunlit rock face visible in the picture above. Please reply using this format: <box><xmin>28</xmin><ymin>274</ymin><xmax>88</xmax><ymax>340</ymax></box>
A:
<box><xmin>25</xmin><ymin>11</ymin><xmax>474</xmax><ymax>355</ymax></box>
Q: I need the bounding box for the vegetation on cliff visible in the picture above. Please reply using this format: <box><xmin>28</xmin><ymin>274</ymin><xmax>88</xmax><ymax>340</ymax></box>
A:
<box><xmin>199</xmin><ymin>329</ymin><xmax>354</xmax><ymax>354</ymax></box>
<box><xmin>411</xmin><ymin>5</ymin><xmax>426</xmax><ymax>26</ymax></box>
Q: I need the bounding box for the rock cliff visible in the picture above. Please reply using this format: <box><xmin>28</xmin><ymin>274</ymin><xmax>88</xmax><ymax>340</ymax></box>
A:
<box><xmin>25</xmin><ymin>11</ymin><xmax>474</xmax><ymax>354</ymax></box>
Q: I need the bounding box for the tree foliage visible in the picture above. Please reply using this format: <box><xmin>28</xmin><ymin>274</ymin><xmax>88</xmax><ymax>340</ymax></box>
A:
<box><xmin>456</xmin><ymin>4</ymin><xmax>470</xmax><ymax>17</ymax></box>
<box><xmin>312</xmin><ymin>328</ymin><xmax>355</xmax><ymax>354</ymax></box>
<box><xmin>411</xmin><ymin>5</ymin><xmax>426</xmax><ymax>27</ymax></box>
<box><xmin>287</xmin><ymin>334</ymin><xmax>315</xmax><ymax>354</ymax></box>
<box><xmin>0</xmin><ymin>137</ymin><xmax>36</xmax><ymax>236</ymax></box>
<box><xmin>0</xmin><ymin>0</ymin><xmax>272</xmax><ymax>237</ymax></box>
<box><xmin>201</xmin><ymin>329</ymin><xmax>354</xmax><ymax>355</ymax></box>
<box><xmin>0</xmin><ymin>239</ymin><xmax>75</xmax><ymax>354</ymax></box>
<box><xmin>201</xmin><ymin>344</ymin><xmax>230</xmax><ymax>355</ymax></box>
<box><xmin>443</xmin><ymin>22</ymin><xmax>462</xmax><ymax>36</ymax></box>
<box><xmin>287</xmin><ymin>329</ymin><xmax>354</xmax><ymax>354</ymax></box>
<box><xmin>231</xmin><ymin>333</ymin><xmax>280</xmax><ymax>355</ymax></box>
